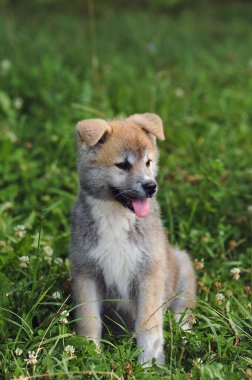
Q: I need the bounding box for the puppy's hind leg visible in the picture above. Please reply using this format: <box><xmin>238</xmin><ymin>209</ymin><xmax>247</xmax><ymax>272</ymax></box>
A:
<box><xmin>169</xmin><ymin>248</ymin><xmax>196</xmax><ymax>330</ymax></box>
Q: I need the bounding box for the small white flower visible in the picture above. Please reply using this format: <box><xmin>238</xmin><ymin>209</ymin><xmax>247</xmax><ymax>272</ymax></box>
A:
<box><xmin>65</xmin><ymin>345</ymin><xmax>75</xmax><ymax>359</ymax></box>
<box><xmin>13</xmin><ymin>97</ymin><xmax>23</xmax><ymax>110</ymax></box>
<box><xmin>19</xmin><ymin>256</ymin><xmax>29</xmax><ymax>268</ymax></box>
<box><xmin>216</xmin><ymin>292</ymin><xmax>225</xmax><ymax>305</ymax></box>
<box><xmin>175</xmin><ymin>87</ymin><xmax>185</xmax><ymax>98</ymax></box>
<box><xmin>52</xmin><ymin>291</ymin><xmax>61</xmax><ymax>299</ymax></box>
<box><xmin>14</xmin><ymin>225</ymin><xmax>26</xmax><ymax>238</ymax></box>
<box><xmin>231</xmin><ymin>267</ymin><xmax>241</xmax><ymax>280</ymax></box>
<box><xmin>193</xmin><ymin>358</ymin><xmax>203</xmax><ymax>368</ymax></box>
<box><xmin>15</xmin><ymin>347</ymin><xmax>23</xmax><ymax>356</ymax></box>
<box><xmin>60</xmin><ymin>310</ymin><xmax>69</xmax><ymax>324</ymax></box>
<box><xmin>1</xmin><ymin>59</ymin><xmax>12</xmax><ymax>73</ymax></box>
<box><xmin>54</xmin><ymin>257</ymin><xmax>63</xmax><ymax>266</ymax></box>
<box><xmin>43</xmin><ymin>245</ymin><xmax>53</xmax><ymax>257</ymax></box>
<box><xmin>6</xmin><ymin>291</ymin><xmax>13</xmax><ymax>297</ymax></box>
<box><xmin>61</xmin><ymin>310</ymin><xmax>69</xmax><ymax>317</ymax></box>
<box><xmin>24</xmin><ymin>351</ymin><xmax>37</xmax><ymax>365</ymax></box>
<box><xmin>44</xmin><ymin>246</ymin><xmax>53</xmax><ymax>263</ymax></box>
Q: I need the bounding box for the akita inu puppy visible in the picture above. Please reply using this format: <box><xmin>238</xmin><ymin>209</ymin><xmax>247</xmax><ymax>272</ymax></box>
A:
<box><xmin>70</xmin><ymin>113</ymin><xmax>196</xmax><ymax>365</ymax></box>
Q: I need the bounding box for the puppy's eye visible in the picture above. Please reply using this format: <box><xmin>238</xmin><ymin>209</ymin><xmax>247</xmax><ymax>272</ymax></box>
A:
<box><xmin>146</xmin><ymin>159</ymin><xmax>152</xmax><ymax>167</ymax></box>
<box><xmin>115</xmin><ymin>161</ymin><xmax>132</xmax><ymax>171</ymax></box>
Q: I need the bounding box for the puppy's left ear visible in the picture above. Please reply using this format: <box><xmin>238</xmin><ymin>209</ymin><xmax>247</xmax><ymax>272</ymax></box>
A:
<box><xmin>127</xmin><ymin>113</ymin><xmax>165</xmax><ymax>141</ymax></box>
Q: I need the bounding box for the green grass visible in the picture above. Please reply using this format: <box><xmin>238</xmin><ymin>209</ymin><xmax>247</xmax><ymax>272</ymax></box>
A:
<box><xmin>0</xmin><ymin>1</ymin><xmax>252</xmax><ymax>379</ymax></box>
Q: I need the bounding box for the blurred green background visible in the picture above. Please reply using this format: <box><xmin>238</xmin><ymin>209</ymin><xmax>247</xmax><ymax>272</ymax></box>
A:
<box><xmin>0</xmin><ymin>1</ymin><xmax>252</xmax><ymax>378</ymax></box>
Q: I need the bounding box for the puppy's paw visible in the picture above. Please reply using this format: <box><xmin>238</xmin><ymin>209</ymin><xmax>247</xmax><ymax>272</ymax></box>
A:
<box><xmin>137</xmin><ymin>331</ymin><xmax>165</xmax><ymax>365</ymax></box>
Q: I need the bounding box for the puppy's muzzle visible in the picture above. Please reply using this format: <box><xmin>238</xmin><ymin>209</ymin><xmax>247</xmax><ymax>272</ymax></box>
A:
<box><xmin>142</xmin><ymin>180</ymin><xmax>157</xmax><ymax>197</ymax></box>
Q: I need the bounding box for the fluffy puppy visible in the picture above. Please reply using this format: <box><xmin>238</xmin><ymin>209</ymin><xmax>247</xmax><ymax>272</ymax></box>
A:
<box><xmin>70</xmin><ymin>113</ymin><xmax>196</xmax><ymax>364</ymax></box>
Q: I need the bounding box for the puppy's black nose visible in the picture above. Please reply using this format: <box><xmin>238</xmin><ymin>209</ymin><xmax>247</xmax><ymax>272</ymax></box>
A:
<box><xmin>142</xmin><ymin>180</ymin><xmax>157</xmax><ymax>196</ymax></box>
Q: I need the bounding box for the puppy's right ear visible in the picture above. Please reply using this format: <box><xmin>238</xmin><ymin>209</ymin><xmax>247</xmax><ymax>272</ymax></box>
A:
<box><xmin>76</xmin><ymin>119</ymin><xmax>111</xmax><ymax>147</ymax></box>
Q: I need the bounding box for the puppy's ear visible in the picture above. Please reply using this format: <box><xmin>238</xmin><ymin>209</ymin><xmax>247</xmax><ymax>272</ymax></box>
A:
<box><xmin>127</xmin><ymin>113</ymin><xmax>165</xmax><ymax>141</ymax></box>
<box><xmin>76</xmin><ymin>119</ymin><xmax>111</xmax><ymax>147</ymax></box>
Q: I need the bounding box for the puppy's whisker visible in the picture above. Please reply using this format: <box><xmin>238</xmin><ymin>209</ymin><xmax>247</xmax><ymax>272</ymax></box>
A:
<box><xmin>113</xmin><ymin>189</ymin><xmax>132</xmax><ymax>199</ymax></box>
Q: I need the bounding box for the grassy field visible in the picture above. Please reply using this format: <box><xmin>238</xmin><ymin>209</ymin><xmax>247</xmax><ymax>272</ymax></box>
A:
<box><xmin>0</xmin><ymin>1</ymin><xmax>252</xmax><ymax>379</ymax></box>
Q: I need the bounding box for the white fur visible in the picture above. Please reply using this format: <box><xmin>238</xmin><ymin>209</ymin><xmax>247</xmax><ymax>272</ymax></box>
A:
<box><xmin>137</xmin><ymin>330</ymin><xmax>165</xmax><ymax>365</ymax></box>
<box><xmin>86</xmin><ymin>196</ymin><xmax>143</xmax><ymax>299</ymax></box>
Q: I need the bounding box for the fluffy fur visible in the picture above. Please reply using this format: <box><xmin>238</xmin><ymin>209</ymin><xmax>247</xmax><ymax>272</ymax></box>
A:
<box><xmin>70</xmin><ymin>113</ymin><xmax>196</xmax><ymax>365</ymax></box>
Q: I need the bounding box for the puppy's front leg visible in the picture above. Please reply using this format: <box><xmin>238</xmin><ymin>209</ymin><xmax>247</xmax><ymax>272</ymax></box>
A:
<box><xmin>73</xmin><ymin>274</ymin><xmax>102</xmax><ymax>344</ymax></box>
<box><xmin>135</xmin><ymin>267</ymin><xmax>165</xmax><ymax>365</ymax></box>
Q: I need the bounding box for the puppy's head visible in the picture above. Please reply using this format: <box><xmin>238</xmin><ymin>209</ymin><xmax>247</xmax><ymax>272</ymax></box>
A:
<box><xmin>76</xmin><ymin>113</ymin><xmax>164</xmax><ymax>218</ymax></box>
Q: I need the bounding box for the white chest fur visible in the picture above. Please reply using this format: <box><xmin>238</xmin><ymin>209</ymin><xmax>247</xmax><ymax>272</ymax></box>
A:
<box><xmin>87</xmin><ymin>196</ymin><xmax>142</xmax><ymax>299</ymax></box>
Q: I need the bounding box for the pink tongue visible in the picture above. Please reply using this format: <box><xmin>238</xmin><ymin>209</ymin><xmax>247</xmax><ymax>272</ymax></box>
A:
<box><xmin>132</xmin><ymin>199</ymin><xmax>150</xmax><ymax>218</ymax></box>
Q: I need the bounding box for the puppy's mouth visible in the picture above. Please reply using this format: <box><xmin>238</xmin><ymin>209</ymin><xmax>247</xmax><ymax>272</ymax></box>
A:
<box><xmin>111</xmin><ymin>187</ymin><xmax>150</xmax><ymax>218</ymax></box>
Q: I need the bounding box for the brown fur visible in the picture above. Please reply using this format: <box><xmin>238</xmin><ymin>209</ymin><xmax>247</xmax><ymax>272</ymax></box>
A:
<box><xmin>95</xmin><ymin>120</ymin><xmax>156</xmax><ymax>166</ymax></box>
<box><xmin>70</xmin><ymin>113</ymin><xmax>196</xmax><ymax>365</ymax></box>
